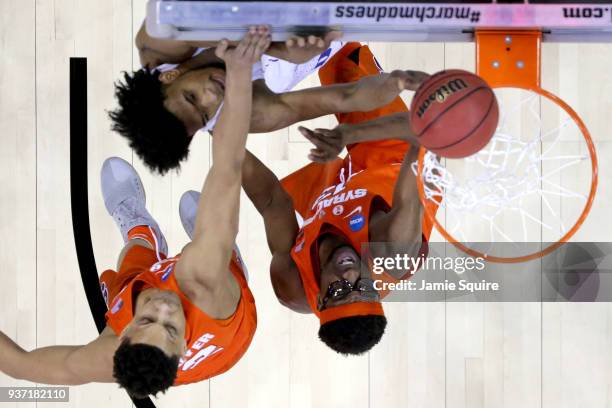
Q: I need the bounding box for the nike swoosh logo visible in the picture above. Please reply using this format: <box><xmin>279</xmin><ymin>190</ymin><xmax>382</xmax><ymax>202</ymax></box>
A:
<box><xmin>344</xmin><ymin>206</ymin><xmax>363</xmax><ymax>219</ymax></box>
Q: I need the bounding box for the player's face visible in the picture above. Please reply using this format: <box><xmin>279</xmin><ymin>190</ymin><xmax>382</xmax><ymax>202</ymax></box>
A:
<box><xmin>123</xmin><ymin>289</ymin><xmax>187</xmax><ymax>357</ymax></box>
<box><xmin>318</xmin><ymin>238</ymin><xmax>378</xmax><ymax>308</ymax></box>
<box><xmin>163</xmin><ymin>67</ymin><xmax>227</xmax><ymax>137</ymax></box>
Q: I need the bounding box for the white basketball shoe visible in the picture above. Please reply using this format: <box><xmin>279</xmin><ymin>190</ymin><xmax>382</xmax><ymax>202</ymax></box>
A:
<box><xmin>179</xmin><ymin>190</ymin><xmax>200</xmax><ymax>240</ymax></box>
<box><xmin>101</xmin><ymin>157</ymin><xmax>168</xmax><ymax>255</ymax></box>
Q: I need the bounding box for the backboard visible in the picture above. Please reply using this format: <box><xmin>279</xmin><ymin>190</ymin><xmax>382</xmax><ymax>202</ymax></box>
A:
<box><xmin>146</xmin><ymin>0</ymin><xmax>612</xmax><ymax>42</ymax></box>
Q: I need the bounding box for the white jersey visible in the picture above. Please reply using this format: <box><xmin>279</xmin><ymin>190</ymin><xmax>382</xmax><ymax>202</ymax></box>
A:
<box><xmin>152</xmin><ymin>42</ymin><xmax>345</xmax><ymax>132</ymax></box>
<box><xmin>261</xmin><ymin>40</ymin><xmax>345</xmax><ymax>93</ymax></box>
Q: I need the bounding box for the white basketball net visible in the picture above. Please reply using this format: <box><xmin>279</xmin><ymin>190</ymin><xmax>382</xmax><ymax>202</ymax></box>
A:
<box><xmin>413</xmin><ymin>87</ymin><xmax>594</xmax><ymax>246</ymax></box>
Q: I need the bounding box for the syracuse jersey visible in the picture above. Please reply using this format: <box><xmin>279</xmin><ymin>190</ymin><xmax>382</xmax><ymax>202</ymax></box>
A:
<box><xmin>280</xmin><ymin>43</ymin><xmax>437</xmax><ymax>312</ymax></box>
<box><xmin>100</xmin><ymin>238</ymin><xmax>256</xmax><ymax>386</ymax></box>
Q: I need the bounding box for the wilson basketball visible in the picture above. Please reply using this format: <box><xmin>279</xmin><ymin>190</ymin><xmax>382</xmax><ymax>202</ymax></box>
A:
<box><xmin>410</xmin><ymin>69</ymin><xmax>499</xmax><ymax>158</ymax></box>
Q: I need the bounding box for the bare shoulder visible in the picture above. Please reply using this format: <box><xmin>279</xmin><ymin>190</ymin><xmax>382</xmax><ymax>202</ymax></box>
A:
<box><xmin>100</xmin><ymin>325</ymin><xmax>118</xmax><ymax>338</ymax></box>
<box><xmin>270</xmin><ymin>253</ymin><xmax>311</xmax><ymax>314</ymax></box>
<box><xmin>86</xmin><ymin>326</ymin><xmax>119</xmax><ymax>354</ymax></box>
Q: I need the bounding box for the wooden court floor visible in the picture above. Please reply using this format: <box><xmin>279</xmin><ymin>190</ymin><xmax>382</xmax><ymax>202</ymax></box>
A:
<box><xmin>1</xmin><ymin>0</ymin><xmax>612</xmax><ymax>407</ymax></box>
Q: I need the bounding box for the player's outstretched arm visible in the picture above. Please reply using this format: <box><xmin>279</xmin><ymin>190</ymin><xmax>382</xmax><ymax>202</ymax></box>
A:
<box><xmin>242</xmin><ymin>150</ymin><xmax>298</xmax><ymax>255</ymax></box>
<box><xmin>241</xmin><ymin>151</ymin><xmax>310</xmax><ymax>313</ymax></box>
<box><xmin>298</xmin><ymin>112</ymin><xmax>418</xmax><ymax>163</ymax></box>
<box><xmin>176</xmin><ymin>28</ymin><xmax>270</xmax><ymax>290</ymax></box>
<box><xmin>0</xmin><ymin>328</ymin><xmax>117</xmax><ymax>385</ymax></box>
<box><xmin>251</xmin><ymin>70</ymin><xmax>429</xmax><ymax>133</ymax></box>
<box><xmin>372</xmin><ymin>146</ymin><xmax>423</xmax><ymax>246</ymax></box>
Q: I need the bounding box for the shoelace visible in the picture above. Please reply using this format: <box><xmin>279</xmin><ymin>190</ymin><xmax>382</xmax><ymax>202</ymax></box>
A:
<box><xmin>112</xmin><ymin>197</ymin><xmax>142</xmax><ymax>228</ymax></box>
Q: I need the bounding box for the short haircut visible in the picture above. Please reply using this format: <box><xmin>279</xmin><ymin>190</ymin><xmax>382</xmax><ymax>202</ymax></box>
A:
<box><xmin>113</xmin><ymin>339</ymin><xmax>179</xmax><ymax>399</ymax></box>
<box><xmin>109</xmin><ymin>69</ymin><xmax>191</xmax><ymax>175</ymax></box>
<box><xmin>318</xmin><ymin>315</ymin><xmax>387</xmax><ymax>355</ymax></box>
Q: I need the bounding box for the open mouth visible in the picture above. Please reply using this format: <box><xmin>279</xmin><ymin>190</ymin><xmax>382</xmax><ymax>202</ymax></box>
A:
<box><xmin>334</xmin><ymin>247</ymin><xmax>357</xmax><ymax>266</ymax></box>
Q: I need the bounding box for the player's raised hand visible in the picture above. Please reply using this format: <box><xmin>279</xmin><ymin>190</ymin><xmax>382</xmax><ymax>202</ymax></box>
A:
<box><xmin>388</xmin><ymin>70</ymin><xmax>430</xmax><ymax>92</ymax></box>
<box><xmin>299</xmin><ymin>125</ymin><xmax>349</xmax><ymax>163</ymax></box>
<box><xmin>282</xmin><ymin>30</ymin><xmax>343</xmax><ymax>64</ymax></box>
<box><xmin>215</xmin><ymin>25</ymin><xmax>271</xmax><ymax>68</ymax></box>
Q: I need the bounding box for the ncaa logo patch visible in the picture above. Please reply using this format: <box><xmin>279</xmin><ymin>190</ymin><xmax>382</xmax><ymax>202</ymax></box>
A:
<box><xmin>161</xmin><ymin>265</ymin><xmax>174</xmax><ymax>282</ymax></box>
<box><xmin>111</xmin><ymin>298</ymin><xmax>124</xmax><ymax>314</ymax></box>
<box><xmin>348</xmin><ymin>214</ymin><xmax>365</xmax><ymax>232</ymax></box>
<box><xmin>150</xmin><ymin>262</ymin><xmax>162</xmax><ymax>272</ymax></box>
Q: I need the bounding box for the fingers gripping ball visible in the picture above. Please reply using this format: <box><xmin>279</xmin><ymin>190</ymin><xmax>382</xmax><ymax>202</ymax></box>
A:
<box><xmin>410</xmin><ymin>69</ymin><xmax>499</xmax><ymax>158</ymax></box>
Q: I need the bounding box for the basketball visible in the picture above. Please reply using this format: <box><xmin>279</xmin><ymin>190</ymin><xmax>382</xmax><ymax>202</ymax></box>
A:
<box><xmin>410</xmin><ymin>69</ymin><xmax>499</xmax><ymax>158</ymax></box>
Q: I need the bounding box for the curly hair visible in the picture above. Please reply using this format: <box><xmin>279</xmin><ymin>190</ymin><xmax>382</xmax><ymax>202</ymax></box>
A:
<box><xmin>113</xmin><ymin>339</ymin><xmax>180</xmax><ymax>399</ymax></box>
<box><xmin>109</xmin><ymin>69</ymin><xmax>191</xmax><ymax>175</ymax></box>
<box><xmin>318</xmin><ymin>315</ymin><xmax>387</xmax><ymax>355</ymax></box>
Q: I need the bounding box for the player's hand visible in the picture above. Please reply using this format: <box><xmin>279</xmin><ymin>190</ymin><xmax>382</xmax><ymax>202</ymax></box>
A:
<box><xmin>299</xmin><ymin>125</ymin><xmax>350</xmax><ymax>163</ymax></box>
<box><xmin>215</xmin><ymin>25</ymin><xmax>271</xmax><ymax>68</ymax></box>
<box><xmin>389</xmin><ymin>70</ymin><xmax>430</xmax><ymax>92</ymax></box>
<box><xmin>279</xmin><ymin>30</ymin><xmax>343</xmax><ymax>64</ymax></box>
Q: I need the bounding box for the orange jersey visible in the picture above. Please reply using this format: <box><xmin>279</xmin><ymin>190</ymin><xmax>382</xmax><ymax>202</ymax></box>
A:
<box><xmin>100</xmin><ymin>241</ymin><xmax>256</xmax><ymax>386</ymax></box>
<box><xmin>281</xmin><ymin>43</ymin><xmax>437</xmax><ymax>312</ymax></box>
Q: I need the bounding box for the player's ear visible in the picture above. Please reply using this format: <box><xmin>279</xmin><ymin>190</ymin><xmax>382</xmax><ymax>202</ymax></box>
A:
<box><xmin>159</xmin><ymin>69</ymin><xmax>181</xmax><ymax>84</ymax></box>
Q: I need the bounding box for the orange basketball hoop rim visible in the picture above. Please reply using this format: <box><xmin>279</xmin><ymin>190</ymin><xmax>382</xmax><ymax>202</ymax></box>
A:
<box><xmin>416</xmin><ymin>29</ymin><xmax>599</xmax><ymax>263</ymax></box>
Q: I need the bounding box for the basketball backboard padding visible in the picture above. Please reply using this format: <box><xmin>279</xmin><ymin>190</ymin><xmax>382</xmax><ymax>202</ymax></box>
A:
<box><xmin>476</xmin><ymin>30</ymin><xmax>541</xmax><ymax>89</ymax></box>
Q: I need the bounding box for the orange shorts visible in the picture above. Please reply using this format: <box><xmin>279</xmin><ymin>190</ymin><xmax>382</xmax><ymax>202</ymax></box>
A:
<box><xmin>319</xmin><ymin>42</ymin><xmax>413</xmax><ymax>171</ymax></box>
<box><xmin>99</xmin><ymin>226</ymin><xmax>166</xmax><ymax>308</ymax></box>
<box><xmin>282</xmin><ymin>42</ymin><xmax>414</xmax><ymax>218</ymax></box>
